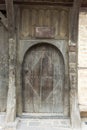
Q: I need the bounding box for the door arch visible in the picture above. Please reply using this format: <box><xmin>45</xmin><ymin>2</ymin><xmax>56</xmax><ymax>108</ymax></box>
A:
<box><xmin>22</xmin><ymin>43</ymin><xmax>65</xmax><ymax>114</ymax></box>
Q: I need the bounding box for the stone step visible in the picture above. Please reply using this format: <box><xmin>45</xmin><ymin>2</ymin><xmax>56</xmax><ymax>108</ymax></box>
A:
<box><xmin>0</xmin><ymin>114</ymin><xmax>87</xmax><ymax>130</ymax></box>
<box><xmin>17</xmin><ymin>118</ymin><xmax>71</xmax><ymax>130</ymax></box>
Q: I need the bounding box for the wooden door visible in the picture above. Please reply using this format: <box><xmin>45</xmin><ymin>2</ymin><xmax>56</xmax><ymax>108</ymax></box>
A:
<box><xmin>22</xmin><ymin>44</ymin><xmax>65</xmax><ymax>114</ymax></box>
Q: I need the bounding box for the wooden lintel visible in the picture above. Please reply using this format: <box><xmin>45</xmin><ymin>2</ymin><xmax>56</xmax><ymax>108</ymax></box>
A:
<box><xmin>71</xmin><ymin>0</ymin><xmax>82</xmax><ymax>43</ymax></box>
<box><xmin>0</xmin><ymin>11</ymin><xmax>8</xmax><ymax>29</ymax></box>
<box><xmin>5</xmin><ymin>0</ymin><xmax>15</xmax><ymax>38</ymax></box>
<box><xmin>0</xmin><ymin>1</ymin><xmax>73</xmax><ymax>6</ymax></box>
<box><xmin>1</xmin><ymin>2</ymin><xmax>87</xmax><ymax>7</ymax></box>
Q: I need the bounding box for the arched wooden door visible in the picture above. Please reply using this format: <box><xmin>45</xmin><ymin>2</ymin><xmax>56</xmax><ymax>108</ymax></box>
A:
<box><xmin>22</xmin><ymin>44</ymin><xmax>65</xmax><ymax>114</ymax></box>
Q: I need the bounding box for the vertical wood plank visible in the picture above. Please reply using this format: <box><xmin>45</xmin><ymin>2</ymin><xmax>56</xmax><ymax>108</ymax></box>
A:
<box><xmin>29</xmin><ymin>9</ymin><xmax>32</xmax><ymax>38</ymax></box>
<box><xmin>70</xmin><ymin>0</ymin><xmax>82</xmax><ymax>129</ymax></box>
<box><xmin>41</xmin><ymin>46</ymin><xmax>53</xmax><ymax>112</ymax></box>
<box><xmin>70</xmin><ymin>0</ymin><xmax>82</xmax><ymax>43</ymax></box>
<box><xmin>23</xmin><ymin>51</ymin><xmax>34</xmax><ymax>112</ymax></box>
<box><xmin>60</xmin><ymin>10</ymin><xmax>68</xmax><ymax>38</ymax></box>
<box><xmin>32</xmin><ymin>50</ymin><xmax>41</xmax><ymax>112</ymax></box>
<box><xmin>38</xmin><ymin>9</ymin><xmax>44</xmax><ymax>26</ymax></box>
<box><xmin>52</xmin><ymin>10</ymin><xmax>59</xmax><ymax>39</ymax></box>
<box><xmin>5</xmin><ymin>0</ymin><xmax>14</xmax><ymax>38</ymax></box>
<box><xmin>32</xmin><ymin>9</ymin><xmax>38</xmax><ymax>37</ymax></box>
<box><xmin>22</xmin><ymin>44</ymin><xmax>66</xmax><ymax>114</ymax></box>
<box><xmin>21</xmin><ymin>9</ymin><xmax>29</xmax><ymax>37</ymax></box>
<box><xmin>5</xmin><ymin>0</ymin><xmax>16</xmax><ymax>122</ymax></box>
<box><xmin>53</xmin><ymin>49</ymin><xmax>64</xmax><ymax>113</ymax></box>
<box><xmin>44</xmin><ymin>9</ymin><xmax>51</xmax><ymax>26</ymax></box>
<box><xmin>16</xmin><ymin>7</ymin><xmax>23</xmax><ymax>116</ymax></box>
<box><xmin>6</xmin><ymin>38</ymin><xmax>16</xmax><ymax>122</ymax></box>
<box><xmin>70</xmin><ymin>89</ymin><xmax>82</xmax><ymax>130</ymax></box>
<box><xmin>20</xmin><ymin>6</ymin><xmax>69</xmax><ymax>39</ymax></box>
<box><xmin>0</xmin><ymin>25</ymin><xmax>8</xmax><ymax>112</ymax></box>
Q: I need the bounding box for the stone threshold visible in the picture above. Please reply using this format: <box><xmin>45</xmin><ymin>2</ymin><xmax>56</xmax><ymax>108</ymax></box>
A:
<box><xmin>0</xmin><ymin>114</ymin><xmax>87</xmax><ymax>130</ymax></box>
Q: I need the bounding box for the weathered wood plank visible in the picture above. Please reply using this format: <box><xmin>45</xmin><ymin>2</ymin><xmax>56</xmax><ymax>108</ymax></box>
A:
<box><xmin>41</xmin><ymin>47</ymin><xmax>53</xmax><ymax>112</ymax></box>
<box><xmin>0</xmin><ymin>11</ymin><xmax>8</xmax><ymax>29</ymax></box>
<box><xmin>22</xmin><ymin>44</ymin><xmax>66</xmax><ymax>114</ymax></box>
<box><xmin>60</xmin><ymin>10</ymin><xmax>68</xmax><ymax>38</ymax></box>
<box><xmin>31</xmin><ymin>9</ymin><xmax>38</xmax><ymax>37</ymax></box>
<box><xmin>6</xmin><ymin>38</ymin><xmax>16</xmax><ymax>122</ymax></box>
<box><xmin>0</xmin><ymin>24</ymin><xmax>8</xmax><ymax>112</ymax></box>
<box><xmin>70</xmin><ymin>0</ymin><xmax>82</xmax><ymax>43</ymax></box>
<box><xmin>20</xmin><ymin>7</ymin><xmax>69</xmax><ymax>39</ymax></box>
<box><xmin>70</xmin><ymin>89</ymin><xmax>82</xmax><ymax>130</ymax></box>
<box><xmin>38</xmin><ymin>9</ymin><xmax>44</xmax><ymax>26</ymax></box>
<box><xmin>5</xmin><ymin>0</ymin><xmax>15</xmax><ymax>38</ymax></box>
<box><xmin>21</xmin><ymin>9</ymin><xmax>29</xmax><ymax>37</ymax></box>
<box><xmin>45</xmin><ymin>9</ymin><xmax>51</xmax><ymax>26</ymax></box>
<box><xmin>5</xmin><ymin>0</ymin><xmax>16</xmax><ymax>122</ymax></box>
<box><xmin>52</xmin><ymin>10</ymin><xmax>59</xmax><ymax>39</ymax></box>
<box><xmin>70</xmin><ymin>0</ymin><xmax>82</xmax><ymax>129</ymax></box>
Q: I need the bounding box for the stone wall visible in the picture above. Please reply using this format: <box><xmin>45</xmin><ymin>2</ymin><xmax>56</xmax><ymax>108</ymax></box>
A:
<box><xmin>0</xmin><ymin>22</ymin><xmax>8</xmax><ymax>112</ymax></box>
<box><xmin>78</xmin><ymin>11</ymin><xmax>87</xmax><ymax>112</ymax></box>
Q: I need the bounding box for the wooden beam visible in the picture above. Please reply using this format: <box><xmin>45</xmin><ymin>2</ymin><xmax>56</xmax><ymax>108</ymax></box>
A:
<box><xmin>70</xmin><ymin>0</ymin><xmax>82</xmax><ymax>43</ymax></box>
<box><xmin>70</xmin><ymin>89</ymin><xmax>82</xmax><ymax>130</ymax></box>
<box><xmin>70</xmin><ymin>0</ymin><xmax>82</xmax><ymax>130</ymax></box>
<box><xmin>5</xmin><ymin>0</ymin><xmax>16</xmax><ymax>123</ymax></box>
<box><xmin>14</xmin><ymin>1</ymin><xmax>73</xmax><ymax>6</ymax></box>
<box><xmin>0</xmin><ymin>11</ymin><xmax>8</xmax><ymax>29</ymax></box>
<box><xmin>1</xmin><ymin>2</ymin><xmax>87</xmax><ymax>7</ymax></box>
<box><xmin>5</xmin><ymin>0</ymin><xmax>15</xmax><ymax>38</ymax></box>
<box><xmin>0</xmin><ymin>1</ymin><xmax>73</xmax><ymax>6</ymax></box>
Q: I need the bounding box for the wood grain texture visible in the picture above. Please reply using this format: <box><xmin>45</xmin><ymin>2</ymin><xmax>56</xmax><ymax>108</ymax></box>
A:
<box><xmin>0</xmin><ymin>24</ymin><xmax>8</xmax><ymax>112</ymax></box>
<box><xmin>70</xmin><ymin>89</ymin><xmax>81</xmax><ymax>130</ymax></box>
<box><xmin>60</xmin><ymin>10</ymin><xmax>68</xmax><ymax>38</ymax></box>
<box><xmin>20</xmin><ymin>6</ymin><xmax>69</xmax><ymax>39</ymax></box>
<box><xmin>22</xmin><ymin>44</ymin><xmax>66</xmax><ymax>114</ymax></box>
<box><xmin>5</xmin><ymin>0</ymin><xmax>17</xmax><ymax>122</ymax></box>
<box><xmin>70</xmin><ymin>0</ymin><xmax>82</xmax><ymax>43</ymax></box>
<box><xmin>5</xmin><ymin>0</ymin><xmax>15</xmax><ymax>38</ymax></box>
<box><xmin>21</xmin><ymin>9</ymin><xmax>30</xmax><ymax>37</ymax></box>
<box><xmin>0</xmin><ymin>11</ymin><xmax>8</xmax><ymax>29</ymax></box>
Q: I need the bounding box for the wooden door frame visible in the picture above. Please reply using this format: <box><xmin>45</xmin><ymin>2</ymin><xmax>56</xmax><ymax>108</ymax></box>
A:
<box><xmin>16</xmin><ymin>39</ymin><xmax>69</xmax><ymax>117</ymax></box>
